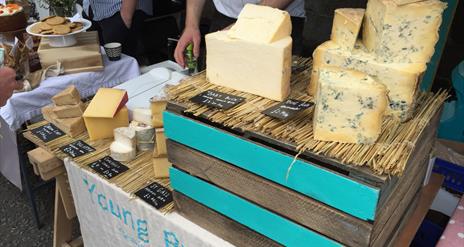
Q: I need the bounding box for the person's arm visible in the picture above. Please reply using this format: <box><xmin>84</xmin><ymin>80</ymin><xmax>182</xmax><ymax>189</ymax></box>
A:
<box><xmin>120</xmin><ymin>0</ymin><xmax>138</xmax><ymax>28</ymax></box>
<box><xmin>259</xmin><ymin>0</ymin><xmax>294</xmax><ymax>9</ymax></box>
<box><xmin>0</xmin><ymin>67</ymin><xmax>18</xmax><ymax>107</ymax></box>
<box><xmin>174</xmin><ymin>0</ymin><xmax>206</xmax><ymax>67</ymax></box>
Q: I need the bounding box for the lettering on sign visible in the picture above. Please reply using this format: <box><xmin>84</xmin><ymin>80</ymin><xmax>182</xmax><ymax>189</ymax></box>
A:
<box><xmin>60</xmin><ymin>140</ymin><xmax>95</xmax><ymax>158</ymax></box>
<box><xmin>88</xmin><ymin>156</ymin><xmax>129</xmax><ymax>179</ymax></box>
<box><xmin>135</xmin><ymin>182</ymin><xmax>173</xmax><ymax>209</ymax></box>
<box><xmin>31</xmin><ymin>123</ymin><xmax>65</xmax><ymax>142</ymax></box>
<box><xmin>190</xmin><ymin>90</ymin><xmax>245</xmax><ymax>110</ymax></box>
<box><xmin>262</xmin><ymin>99</ymin><xmax>313</xmax><ymax>121</ymax></box>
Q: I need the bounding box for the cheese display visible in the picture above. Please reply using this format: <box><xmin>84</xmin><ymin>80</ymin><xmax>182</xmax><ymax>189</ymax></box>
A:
<box><xmin>129</xmin><ymin>121</ymin><xmax>155</xmax><ymax>151</ymax></box>
<box><xmin>0</xmin><ymin>4</ymin><xmax>27</xmax><ymax>33</ymax></box>
<box><xmin>206</xmin><ymin>31</ymin><xmax>292</xmax><ymax>101</ymax></box>
<box><xmin>206</xmin><ymin>4</ymin><xmax>292</xmax><ymax>101</ymax></box>
<box><xmin>152</xmin><ymin>155</ymin><xmax>172</xmax><ymax>178</ymax></box>
<box><xmin>52</xmin><ymin>86</ymin><xmax>81</xmax><ymax>106</ymax></box>
<box><xmin>132</xmin><ymin>108</ymin><xmax>152</xmax><ymax>126</ymax></box>
<box><xmin>313</xmin><ymin>67</ymin><xmax>388</xmax><ymax>144</ymax></box>
<box><xmin>331</xmin><ymin>8</ymin><xmax>365</xmax><ymax>51</ymax></box>
<box><xmin>153</xmin><ymin>128</ymin><xmax>167</xmax><ymax>157</ymax></box>
<box><xmin>42</xmin><ymin>106</ymin><xmax>86</xmax><ymax>137</ymax></box>
<box><xmin>227</xmin><ymin>4</ymin><xmax>292</xmax><ymax>43</ymax></box>
<box><xmin>363</xmin><ymin>0</ymin><xmax>446</xmax><ymax>63</ymax></box>
<box><xmin>150</xmin><ymin>98</ymin><xmax>167</xmax><ymax>128</ymax></box>
<box><xmin>310</xmin><ymin>40</ymin><xmax>426</xmax><ymax>121</ymax></box>
<box><xmin>52</xmin><ymin>103</ymin><xmax>86</xmax><ymax>118</ymax></box>
<box><xmin>110</xmin><ymin>127</ymin><xmax>137</xmax><ymax>162</ymax></box>
<box><xmin>83</xmin><ymin>88</ymin><xmax>129</xmax><ymax>140</ymax></box>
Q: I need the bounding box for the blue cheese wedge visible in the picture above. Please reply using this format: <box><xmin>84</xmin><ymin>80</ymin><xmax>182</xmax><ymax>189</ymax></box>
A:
<box><xmin>363</xmin><ymin>0</ymin><xmax>447</xmax><ymax>63</ymax></box>
<box><xmin>313</xmin><ymin>66</ymin><xmax>388</xmax><ymax>144</ymax></box>
<box><xmin>331</xmin><ymin>8</ymin><xmax>365</xmax><ymax>51</ymax></box>
<box><xmin>309</xmin><ymin>40</ymin><xmax>426</xmax><ymax>121</ymax></box>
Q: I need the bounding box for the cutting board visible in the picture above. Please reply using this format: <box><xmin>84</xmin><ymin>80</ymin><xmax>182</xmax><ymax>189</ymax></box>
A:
<box><xmin>38</xmin><ymin>31</ymin><xmax>104</xmax><ymax>74</ymax></box>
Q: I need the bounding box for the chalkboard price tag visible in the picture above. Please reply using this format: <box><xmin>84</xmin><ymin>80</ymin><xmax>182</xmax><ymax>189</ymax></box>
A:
<box><xmin>60</xmin><ymin>140</ymin><xmax>95</xmax><ymax>158</ymax></box>
<box><xmin>88</xmin><ymin>156</ymin><xmax>129</xmax><ymax>179</ymax></box>
<box><xmin>190</xmin><ymin>90</ymin><xmax>245</xmax><ymax>110</ymax></box>
<box><xmin>135</xmin><ymin>182</ymin><xmax>173</xmax><ymax>209</ymax></box>
<box><xmin>262</xmin><ymin>99</ymin><xmax>313</xmax><ymax>121</ymax></box>
<box><xmin>31</xmin><ymin>123</ymin><xmax>65</xmax><ymax>142</ymax></box>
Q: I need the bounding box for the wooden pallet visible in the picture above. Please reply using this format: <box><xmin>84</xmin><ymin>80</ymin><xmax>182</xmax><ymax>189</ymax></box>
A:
<box><xmin>164</xmin><ymin>102</ymin><xmax>441</xmax><ymax>246</ymax></box>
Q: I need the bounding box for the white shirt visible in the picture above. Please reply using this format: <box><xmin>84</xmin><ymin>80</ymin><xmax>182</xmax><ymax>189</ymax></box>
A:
<box><xmin>212</xmin><ymin>0</ymin><xmax>305</xmax><ymax>18</ymax></box>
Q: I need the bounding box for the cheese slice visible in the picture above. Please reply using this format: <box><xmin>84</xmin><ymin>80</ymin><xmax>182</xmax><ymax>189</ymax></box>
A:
<box><xmin>206</xmin><ymin>31</ymin><xmax>292</xmax><ymax>101</ymax></box>
<box><xmin>310</xmin><ymin>40</ymin><xmax>426</xmax><ymax>121</ymax></box>
<box><xmin>52</xmin><ymin>103</ymin><xmax>85</xmax><ymax>119</ymax></box>
<box><xmin>52</xmin><ymin>86</ymin><xmax>81</xmax><ymax>106</ymax></box>
<box><xmin>150</xmin><ymin>98</ymin><xmax>167</xmax><ymax>127</ymax></box>
<box><xmin>153</xmin><ymin>128</ymin><xmax>167</xmax><ymax>157</ymax></box>
<box><xmin>132</xmin><ymin>108</ymin><xmax>152</xmax><ymax>126</ymax></box>
<box><xmin>110</xmin><ymin>142</ymin><xmax>136</xmax><ymax>162</ymax></box>
<box><xmin>363</xmin><ymin>0</ymin><xmax>446</xmax><ymax>63</ymax></box>
<box><xmin>392</xmin><ymin>0</ymin><xmax>427</xmax><ymax>6</ymax></box>
<box><xmin>113</xmin><ymin>127</ymin><xmax>136</xmax><ymax>149</ymax></box>
<box><xmin>331</xmin><ymin>8</ymin><xmax>365</xmax><ymax>51</ymax></box>
<box><xmin>152</xmin><ymin>155</ymin><xmax>172</xmax><ymax>178</ymax></box>
<box><xmin>227</xmin><ymin>4</ymin><xmax>291</xmax><ymax>43</ymax></box>
<box><xmin>313</xmin><ymin>66</ymin><xmax>388</xmax><ymax>144</ymax></box>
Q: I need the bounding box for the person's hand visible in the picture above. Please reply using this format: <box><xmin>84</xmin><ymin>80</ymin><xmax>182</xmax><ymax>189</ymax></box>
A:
<box><xmin>0</xmin><ymin>67</ymin><xmax>17</xmax><ymax>107</ymax></box>
<box><xmin>174</xmin><ymin>26</ymin><xmax>201</xmax><ymax>68</ymax></box>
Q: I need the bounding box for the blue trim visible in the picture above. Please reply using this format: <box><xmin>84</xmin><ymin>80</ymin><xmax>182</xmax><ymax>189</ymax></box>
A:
<box><xmin>164</xmin><ymin>111</ymin><xmax>379</xmax><ymax>220</ymax></box>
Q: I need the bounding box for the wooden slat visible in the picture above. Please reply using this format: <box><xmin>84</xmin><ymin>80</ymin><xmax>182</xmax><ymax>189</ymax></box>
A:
<box><xmin>168</xmin><ymin>139</ymin><xmax>372</xmax><ymax>247</ymax></box>
<box><xmin>56</xmin><ymin>173</ymin><xmax>77</xmax><ymax>220</ymax></box>
<box><xmin>164</xmin><ymin>111</ymin><xmax>380</xmax><ymax>221</ymax></box>
<box><xmin>174</xmin><ymin>191</ymin><xmax>282</xmax><ymax>247</ymax></box>
<box><xmin>386</xmin><ymin>191</ymin><xmax>421</xmax><ymax>247</ymax></box>
<box><xmin>170</xmin><ymin>167</ymin><xmax>342</xmax><ymax>247</ymax></box>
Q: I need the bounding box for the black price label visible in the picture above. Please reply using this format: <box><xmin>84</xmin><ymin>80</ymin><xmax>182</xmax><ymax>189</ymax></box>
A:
<box><xmin>135</xmin><ymin>182</ymin><xmax>173</xmax><ymax>209</ymax></box>
<box><xmin>190</xmin><ymin>90</ymin><xmax>245</xmax><ymax>110</ymax></box>
<box><xmin>60</xmin><ymin>140</ymin><xmax>95</xmax><ymax>158</ymax></box>
<box><xmin>262</xmin><ymin>99</ymin><xmax>313</xmax><ymax>121</ymax></box>
<box><xmin>88</xmin><ymin>156</ymin><xmax>129</xmax><ymax>179</ymax></box>
<box><xmin>31</xmin><ymin>123</ymin><xmax>65</xmax><ymax>142</ymax></box>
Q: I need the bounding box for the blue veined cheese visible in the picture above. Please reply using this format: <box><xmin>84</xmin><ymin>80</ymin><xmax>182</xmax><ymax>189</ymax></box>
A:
<box><xmin>363</xmin><ymin>0</ymin><xmax>447</xmax><ymax>63</ymax></box>
<box><xmin>227</xmin><ymin>4</ymin><xmax>291</xmax><ymax>44</ymax></box>
<box><xmin>313</xmin><ymin>66</ymin><xmax>388</xmax><ymax>144</ymax></box>
<box><xmin>206</xmin><ymin>31</ymin><xmax>292</xmax><ymax>101</ymax></box>
<box><xmin>331</xmin><ymin>8</ymin><xmax>365</xmax><ymax>51</ymax></box>
<box><xmin>309</xmin><ymin>40</ymin><xmax>426</xmax><ymax>121</ymax></box>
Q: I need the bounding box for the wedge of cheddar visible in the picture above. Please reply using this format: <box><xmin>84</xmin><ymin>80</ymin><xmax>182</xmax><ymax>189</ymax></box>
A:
<box><xmin>363</xmin><ymin>0</ymin><xmax>446</xmax><ymax>63</ymax></box>
<box><xmin>313</xmin><ymin>66</ymin><xmax>388</xmax><ymax>144</ymax></box>
<box><xmin>206</xmin><ymin>31</ymin><xmax>292</xmax><ymax>101</ymax></box>
<box><xmin>227</xmin><ymin>4</ymin><xmax>291</xmax><ymax>43</ymax></box>
<box><xmin>309</xmin><ymin>41</ymin><xmax>426</xmax><ymax>121</ymax></box>
<box><xmin>331</xmin><ymin>8</ymin><xmax>365</xmax><ymax>51</ymax></box>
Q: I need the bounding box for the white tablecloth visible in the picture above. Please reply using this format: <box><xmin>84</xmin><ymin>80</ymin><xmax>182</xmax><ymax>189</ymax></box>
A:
<box><xmin>0</xmin><ymin>53</ymin><xmax>140</xmax><ymax>189</ymax></box>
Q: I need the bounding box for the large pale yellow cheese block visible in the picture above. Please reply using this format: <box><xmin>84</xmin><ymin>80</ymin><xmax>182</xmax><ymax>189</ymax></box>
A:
<box><xmin>83</xmin><ymin>107</ymin><xmax>129</xmax><ymax>141</ymax></box>
<box><xmin>206</xmin><ymin>31</ymin><xmax>292</xmax><ymax>101</ymax></box>
<box><xmin>363</xmin><ymin>0</ymin><xmax>446</xmax><ymax>63</ymax></box>
<box><xmin>42</xmin><ymin>105</ymin><xmax>86</xmax><ymax>137</ymax></box>
<box><xmin>309</xmin><ymin>41</ymin><xmax>426</xmax><ymax>121</ymax></box>
<box><xmin>52</xmin><ymin>86</ymin><xmax>81</xmax><ymax>106</ymax></box>
<box><xmin>227</xmin><ymin>4</ymin><xmax>292</xmax><ymax>44</ymax></box>
<box><xmin>313</xmin><ymin>66</ymin><xmax>388</xmax><ymax>144</ymax></box>
<box><xmin>52</xmin><ymin>103</ymin><xmax>85</xmax><ymax>118</ymax></box>
<box><xmin>331</xmin><ymin>8</ymin><xmax>365</xmax><ymax>51</ymax></box>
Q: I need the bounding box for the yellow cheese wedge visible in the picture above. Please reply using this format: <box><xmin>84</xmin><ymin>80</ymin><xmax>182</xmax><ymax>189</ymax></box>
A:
<box><xmin>52</xmin><ymin>86</ymin><xmax>81</xmax><ymax>106</ymax></box>
<box><xmin>84</xmin><ymin>88</ymin><xmax>128</xmax><ymax>118</ymax></box>
<box><xmin>227</xmin><ymin>4</ymin><xmax>292</xmax><ymax>44</ymax></box>
<box><xmin>84</xmin><ymin>107</ymin><xmax>129</xmax><ymax>141</ymax></box>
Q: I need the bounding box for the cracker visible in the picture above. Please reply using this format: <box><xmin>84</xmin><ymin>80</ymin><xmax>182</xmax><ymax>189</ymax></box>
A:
<box><xmin>52</xmin><ymin>24</ymin><xmax>71</xmax><ymax>35</ymax></box>
<box><xmin>71</xmin><ymin>25</ymin><xmax>83</xmax><ymax>32</ymax></box>
<box><xmin>37</xmin><ymin>22</ymin><xmax>52</xmax><ymax>31</ymax></box>
<box><xmin>30</xmin><ymin>24</ymin><xmax>42</xmax><ymax>34</ymax></box>
<box><xmin>40</xmin><ymin>30</ymin><xmax>54</xmax><ymax>35</ymax></box>
<box><xmin>68</xmin><ymin>22</ymin><xmax>77</xmax><ymax>28</ymax></box>
<box><xmin>40</xmin><ymin>15</ymin><xmax>54</xmax><ymax>22</ymax></box>
<box><xmin>46</xmin><ymin>16</ymin><xmax>66</xmax><ymax>26</ymax></box>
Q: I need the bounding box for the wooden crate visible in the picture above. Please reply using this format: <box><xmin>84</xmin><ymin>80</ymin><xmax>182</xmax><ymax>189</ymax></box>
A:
<box><xmin>164</xmin><ymin>103</ymin><xmax>441</xmax><ymax>247</ymax></box>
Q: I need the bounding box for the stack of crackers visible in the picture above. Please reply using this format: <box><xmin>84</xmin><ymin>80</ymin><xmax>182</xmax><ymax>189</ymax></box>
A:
<box><xmin>30</xmin><ymin>16</ymin><xmax>83</xmax><ymax>35</ymax></box>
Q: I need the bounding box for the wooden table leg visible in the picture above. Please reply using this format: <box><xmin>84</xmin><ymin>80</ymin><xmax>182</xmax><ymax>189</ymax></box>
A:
<box><xmin>53</xmin><ymin>185</ymin><xmax>74</xmax><ymax>247</ymax></box>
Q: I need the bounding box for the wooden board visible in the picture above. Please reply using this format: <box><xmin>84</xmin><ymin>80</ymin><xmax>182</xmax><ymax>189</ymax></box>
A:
<box><xmin>174</xmin><ymin>191</ymin><xmax>282</xmax><ymax>247</ymax></box>
<box><xmin>164</xmin><ymin>111</ymin><xmax>379</xmax><ymax>221</ymax></box>
<box><xmin>170</xmin><ymin>167</ymin><xmax>341</xmax><ymax>247</ymax></box>
<box><xmin>38</xmin><ymin>31</ymin><xmax>103</xmax><ymax>74</ymax></box>
<box><xmin>168</xmin><ymin>140</ymin><xmax>372</xmax><ymax>247</ymax></box>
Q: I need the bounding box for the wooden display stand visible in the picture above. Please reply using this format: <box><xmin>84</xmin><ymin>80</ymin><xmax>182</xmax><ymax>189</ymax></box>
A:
<box><xmin>38</xmin><ymin>31</ymin><xmax>104</xmax><ymax>74</ymax></box>
<box><xmin>164</xmin><ymin>101</ymin><xmax>442</xmax><ymax>247</ymax></box>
